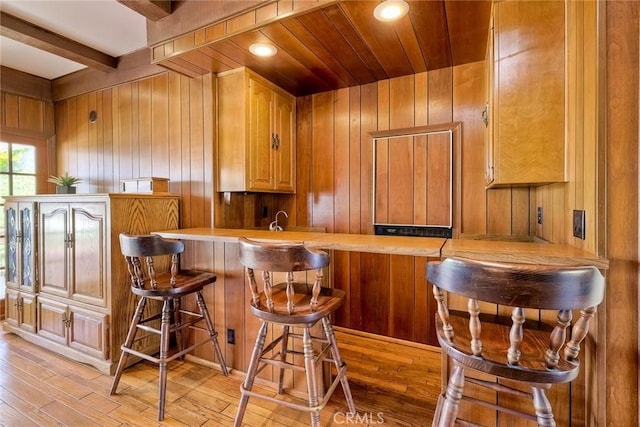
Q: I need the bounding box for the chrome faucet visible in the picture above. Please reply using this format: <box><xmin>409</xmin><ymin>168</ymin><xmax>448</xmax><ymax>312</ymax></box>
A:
<box><xmin>269</xmin><ymin>210</ymin><xmax>288</xmax><ymax>232</ymax></box>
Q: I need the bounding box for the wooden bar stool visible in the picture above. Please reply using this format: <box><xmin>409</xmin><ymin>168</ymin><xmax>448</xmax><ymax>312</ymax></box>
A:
<box><xmin>234</xmin><ymin>237</ymin><xmax>356</xmax><ymax>427</ymax></box>
<box><xmin>110</xmin><ymin>233</ymin><xmax>228</xmax><ymax>421</ymax></box>
<box><xmin>427</xmin><ymin>257</ymin><xmax>605</xmax><ymax>427</ymax></box>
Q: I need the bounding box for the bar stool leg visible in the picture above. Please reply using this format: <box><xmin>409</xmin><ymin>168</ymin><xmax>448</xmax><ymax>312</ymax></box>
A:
<box><xmin>278</xmin><ymin>325</ymin><xmax>290</xmax><ymax>394</ymax></box>
<box><xmin>437</xmin><ymin>364</ymin><xmax>464</xmax><ymax>427</ymax></box>
<box><xmin>322</xmin><ymin>316</ymin><xmax>355</xmax><ymax>414</ymax></box>
<box><xmin>234</xmin><ymin>321</ymin><xmax>269</xmax><ymax>427</ymax></box>
<box><xmin>172</xmin><ymin>297</ymin><xmax>184</xmax><ymax>359</ymax></box>
<box><xmin>195</xmin><ymin>291</ymin><xmax>228</xmax><ymax>376</ymax></box>
<box><xmin>110</xmin><ymin>296</ymin><xmax>147</xmax><ymax>395</ymax></box>
<box><xmin>157</xmin><ymin>299</ymin><xmax>172</xmax><ymax>421</ymax></box>
<box><xmin>303</xmin><ymin>327</ymin><xmax>321</xmax><ymax>427</ymax></box>
<box><xmin>532</xmin><ymin>386</ymin><xmax>556</xmax><ymax>427</ymax></box>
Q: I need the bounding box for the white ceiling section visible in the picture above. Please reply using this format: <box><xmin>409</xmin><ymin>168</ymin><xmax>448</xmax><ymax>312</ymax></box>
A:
<box><xmin>0</xmin><ymin>0</ymin><xmax>148</xmax><ymax>79</ymax></box>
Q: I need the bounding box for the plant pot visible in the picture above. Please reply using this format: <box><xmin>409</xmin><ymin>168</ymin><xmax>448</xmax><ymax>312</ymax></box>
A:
<box><xmin>56</xmin><ymin>186</ymin><xmax>76</xmax><ymax>194</ymax></box>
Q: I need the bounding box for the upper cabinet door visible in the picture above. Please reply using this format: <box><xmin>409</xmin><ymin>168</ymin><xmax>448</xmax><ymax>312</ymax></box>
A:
<box><xmin>487</xmin><ymin>0</ymin><xmax>566</xmax><ymax>187</ymax></box>
<box><xmin>217</xmin><ymin>67</ymin><xmax>296</xmax><ymax>193</ymax></box>
<box><xmin>38</xmin><ymin>202</ymin><xmax>107</xmax><ymax>306</ymax></box>
<box><xmin>248</xmin><ymin>77</ymin><xmax>276</xmax><ymax>191</ymax></box>
<box><xmin>69</xmin><ymin>203</ymin><xmax>106</xmax><ymax>306</ymax></box>
<box><xmin>39</xmin><ymin>203</ymin><xmax>70</xmax><ymax>298</ymax></box>
<box><xmin>272</xmin><ymin>90</ymin><xmax>296</xmax><ymax>193</ymax></box>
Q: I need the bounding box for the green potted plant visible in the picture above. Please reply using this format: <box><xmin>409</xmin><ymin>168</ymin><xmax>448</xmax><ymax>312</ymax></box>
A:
<box><xmin>48</xmin><ymin>172</ymin><xmax>82</xmax><ymax>194</ymax></box>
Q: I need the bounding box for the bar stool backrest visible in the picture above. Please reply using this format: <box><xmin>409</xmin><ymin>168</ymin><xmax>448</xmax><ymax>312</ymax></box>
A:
<box><xmin>238</xmin><ymin>237</ymin><xmax>330</xmax><ymax>314</ymax></box>
<box><xmin>120</xmin><ymin>233</ymin><xmax>184</xmax><ymax>290</ymax></box>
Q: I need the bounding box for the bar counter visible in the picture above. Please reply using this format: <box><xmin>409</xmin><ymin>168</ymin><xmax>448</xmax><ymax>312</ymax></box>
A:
<box><xmin>153</xmin><ymin>227</ymin><xmax>446</xmax><ymax>257</ymax></box>
<box><xmin>154</xmin><ymin>227</ymin><xmax>608</xmax><ymax>267</ymax></box>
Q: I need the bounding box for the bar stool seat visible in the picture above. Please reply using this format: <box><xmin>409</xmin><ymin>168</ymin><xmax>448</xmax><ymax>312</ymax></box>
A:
<box><xmin>427</xmin><ymin>257</ymin><xmax>605</xmax><ymax>427</ymax></box>
<box><xmin>234</xmin><ymin>237</ymin><xmax>356</xmax><ymax>427</ymax></box>
<box><xmin>110</xmin><ymin>233</ymin><xmax>228</xmax><ymax>421</ymax></box>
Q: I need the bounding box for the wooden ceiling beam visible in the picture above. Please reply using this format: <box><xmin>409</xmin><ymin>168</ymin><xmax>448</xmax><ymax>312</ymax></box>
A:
<box><xmin>0</xmin><ymin>11</ymin><xmax>117</xmax><ymax>72</ymax></box>
<box><xmin>117</xmin><ymin>0</ymin><xmax>172</xmax><ymax>21</ymax></box>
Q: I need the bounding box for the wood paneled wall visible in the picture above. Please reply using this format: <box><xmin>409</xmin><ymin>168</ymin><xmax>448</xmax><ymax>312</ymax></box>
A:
<box><xmin>0</xmin><ymin>67</ymin><xmax>55</xmax><ymax>140</ymax></box>
<box><xmin>54</xmin><ymin>72</ymin><xmax>214</xmax><ymax>229</ymax></box>
<box><xmin>533</xmin><ymin>2</ymin><xmax>639</xmax><ymax>425</ymax></box>
<box><xmin>0</xmin><ymin>68</ymin><xmax>55</xmax><ymax>198</ymax></box>
<box><xmin>533</xmin><ymin>0</ymin><xmax>600</xmax><ymax>250</ymax></box>
<box><xmin>289</xmin><ymin>62</ymin><xmax>530</xmax><ymax>342</ymax></box>
<box><xmin>601</xmin><ymin>1</ymin><xmax>639</xmax><ymax>426</ymax></box>
<box><xmin>54</xmin><ymin>61</ymin><xmax>532</xmax><ymax>346</ymax></box>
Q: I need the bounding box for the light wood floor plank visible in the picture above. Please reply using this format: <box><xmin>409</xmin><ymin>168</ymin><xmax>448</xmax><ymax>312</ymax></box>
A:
<box><xmin>0</xmin><ymin>327</ymin><xmax>438</xmax><ymax>426</ymax></box>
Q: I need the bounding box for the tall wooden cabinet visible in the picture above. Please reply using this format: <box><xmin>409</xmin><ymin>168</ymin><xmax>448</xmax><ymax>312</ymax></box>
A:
<box><xmin>485</xmin><ymin>0</ymin><xmax>566</xmax><ymax>187</ymax></box>
<box><xmin>217</xmin><ymin>67</ymin><xmax>296</xmax><ymax>193</ymax></box>
<box><xmin>3</xmin><ymin>193</ymin><xmax>179</xmax><ymax>374</ymax></box>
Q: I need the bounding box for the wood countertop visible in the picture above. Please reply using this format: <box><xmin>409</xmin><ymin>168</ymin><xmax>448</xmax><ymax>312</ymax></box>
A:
<box><xmin>153</xmin><ymin>227</ymin><xmax>446</xmax><ymax>257</ymax></box>
<box><xmin>153</xmin><ymin>228</ymin><xmax>608</xmax><ymax>268</ymax></box>
<box><xmin>441</xmin><ymin>239</ymin><xmax>609</xmax><ymax>269</ymax></box>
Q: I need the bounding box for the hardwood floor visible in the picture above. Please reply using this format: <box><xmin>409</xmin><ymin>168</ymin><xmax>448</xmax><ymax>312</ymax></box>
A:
<box><xmin>0</xmin><ymin>325</ymin><xmax>439</xmax><ymax>426</ymax></box>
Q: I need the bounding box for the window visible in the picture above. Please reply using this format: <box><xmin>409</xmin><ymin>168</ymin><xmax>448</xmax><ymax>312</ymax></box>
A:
<box><xmin>0</xmin><ymin>138</ymin><xmax>41</xmax><ymax>301</ymax></box>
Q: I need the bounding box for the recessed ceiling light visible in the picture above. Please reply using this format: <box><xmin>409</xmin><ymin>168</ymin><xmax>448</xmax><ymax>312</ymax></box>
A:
<box><xmin>373</xmin><ymin>0</ymin><xmax>409</xmax><ymax>22</ymax></box>
<box><xmin>249</xmin><ymin>43</ymin><xmax>277</xmax><ymax>57</ymax></box>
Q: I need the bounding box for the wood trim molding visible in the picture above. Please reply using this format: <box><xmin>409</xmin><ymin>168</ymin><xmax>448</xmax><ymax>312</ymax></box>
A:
<box><xmin>150</xmin><ymin>0</ymin><xmax>338</xmax><ymax>68</ymax></box>
<box><xmin>0</xmin><ymin>66</ymin><xmax>53</xmax><ymax>101</ymax></box>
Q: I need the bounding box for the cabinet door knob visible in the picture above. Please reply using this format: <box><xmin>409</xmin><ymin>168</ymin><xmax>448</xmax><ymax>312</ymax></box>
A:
<box><xmin>271</xmin><ymin>133</ymin><xmax>277</xmax><ymax>149</ymax></box>
<box><xmin>274</xmin><ymin>133</ymin><xmax>280</xmax><ymax>149</ymax></box>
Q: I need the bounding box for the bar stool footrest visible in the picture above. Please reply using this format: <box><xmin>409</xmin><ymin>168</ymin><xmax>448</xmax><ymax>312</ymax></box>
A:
<box><xmin>240</xmin><ymin>363</ymin><xmax>349</xmax><ymax>414</ymax></box>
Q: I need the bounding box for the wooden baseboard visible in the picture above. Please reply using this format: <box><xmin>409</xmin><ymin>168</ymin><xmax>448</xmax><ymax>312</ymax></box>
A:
<box><xmin>333</xmin><ymin>326</ymin><xmax>441</xmax><ymax>353</ymax></box>
<box><xmin>3</xmin><ymin>324</ymin><xmax>115</xmax><ymax>374</ymax></box>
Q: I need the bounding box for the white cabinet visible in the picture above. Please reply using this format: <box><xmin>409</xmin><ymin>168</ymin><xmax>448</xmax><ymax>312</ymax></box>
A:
<box><xmin>217</xmin><ymin>67</ymin><xmax>296</xmax><ymax>193</ymax></box>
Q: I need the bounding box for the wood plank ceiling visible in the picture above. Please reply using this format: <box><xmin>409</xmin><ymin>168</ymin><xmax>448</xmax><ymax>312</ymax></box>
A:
<box><xmin>154</xmin><ymin>0</ymin><xmax>492</xmax><ymax>96</ymax></box>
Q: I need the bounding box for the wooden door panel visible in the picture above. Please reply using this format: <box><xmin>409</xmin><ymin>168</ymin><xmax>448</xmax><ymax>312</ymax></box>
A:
<box><xmin>5</xmin><ymin>288</ymin><xmax>20</xmax><ymax>327</ymax></box>
<box><xmin>39</xmin><ymin>203</ymin><xmax>69</xmax><ymax>298</ymax></box>
<box><xmin>21</xmin><ymin>293</ymin><xmax>37</xmax><ymax>333</ymax></box>
<box><xmin>70</xmin><ymin>203</ymin><xmax>106</xmax><ymax>306</ymax></box>
<box><xmin>37</xmin><ymin>297</ymin><xmax>68</xmax><ymax>345</ymax></box>
<box><xmin>248</xmin><ymin>77</ymin><xmax>274</xmax><ymax>191</ymax></box>
<box><xmin>273</xmin><ymin>91</ymin><xmax>295</xmax><ymax>192</ymax></box>
<box><xmin>69</xmin><ymin>306</ymin><xmax>108</xmax><ymax>360</ymax></box>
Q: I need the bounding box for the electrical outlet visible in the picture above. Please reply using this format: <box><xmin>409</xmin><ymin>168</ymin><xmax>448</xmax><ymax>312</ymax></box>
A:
<box><xmin>537</xmin><ymin>207</ymin><xmax>543</xmax><ymax>225</ymax></box>
<box><xmin>573</xmin><ymin>210</ymin><xmax>586</xmax><ymax>240</ymax></box>
<box><xmin>227</xmin><ymin>328</ymin><xmax>235</xmax><ymax>345</ymax></box>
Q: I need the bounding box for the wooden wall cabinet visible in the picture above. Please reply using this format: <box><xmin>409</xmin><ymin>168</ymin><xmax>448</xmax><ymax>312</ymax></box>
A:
<box><xmin>3</xmin><ymin>193</ymin><xmax>179</xmax><ymax>374</ymax></box>
<box><xmin>485</xmin><ymin>0</ymin><xmax>566</xmax><ymax>187</ymax></box>
<box><xmin>217</xmin><ymin>67</ymin><xmax>296</xmax><ymax>193</ymax></box>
